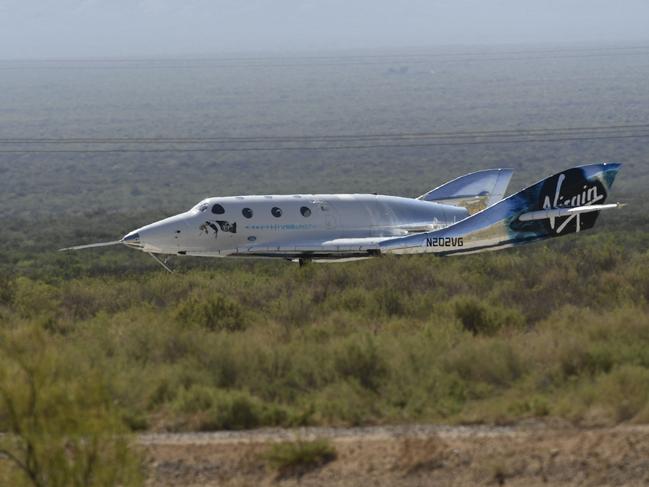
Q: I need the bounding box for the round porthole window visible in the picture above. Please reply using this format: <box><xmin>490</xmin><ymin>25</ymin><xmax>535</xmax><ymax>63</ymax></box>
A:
<box><xmin>271</xmin><ymin>207</ymin><xmax>282</xmax><ymax>218</ymax></box>
<box><xmin>300</xmin><ymin>206</ymin><xmax>311</xmax><ymax>217</ymax></box>
<box><xmin>212</xmin><ymin>204</ymin><xmax>225</xmax><ymax>214</ymax></box>
<box><xmin>242</xmin><ymin>207</ymin><xmax>253</xmax><ymax>218</ymax></box>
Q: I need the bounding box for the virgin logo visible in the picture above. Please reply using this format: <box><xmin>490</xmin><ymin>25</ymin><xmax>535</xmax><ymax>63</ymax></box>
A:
<box><xmin>543</xmin><ymin>173</ymin><xmax>603</xmax><ymax>234</ymax></box>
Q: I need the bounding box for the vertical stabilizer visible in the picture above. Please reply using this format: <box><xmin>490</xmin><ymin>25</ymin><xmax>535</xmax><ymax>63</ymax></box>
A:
<box><xmin>418</xmin><ymin>168</ymin><xmax>514</xmax><ymax>213</ymax></box>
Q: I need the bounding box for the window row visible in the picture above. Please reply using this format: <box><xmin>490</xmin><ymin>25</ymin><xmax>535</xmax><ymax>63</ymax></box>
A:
<box><xmin>211</xmin><ymin>204</ymin><xmax>312</xmax><ymax>219</ymax></box>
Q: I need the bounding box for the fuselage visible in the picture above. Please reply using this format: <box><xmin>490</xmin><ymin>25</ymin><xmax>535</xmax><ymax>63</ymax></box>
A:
<box><xmin>61</xmin><ymin>164</ymin><xmax>622</xmax><ymax>262</ymax></box>
<box><xmin>122</xmin><ymin>194</ymin><xmax>469</xmax><ymax>258</ymax></box>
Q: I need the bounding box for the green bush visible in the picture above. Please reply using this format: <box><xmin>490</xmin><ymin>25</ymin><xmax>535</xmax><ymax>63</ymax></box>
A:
<box><xmin>263</xmin><ymin>439</ymin><xmax>337</xmax><ymax>478</ymax></box>
<box><xmin>175</xmin><ymin>294</ymin><xmax>247</xmax><ymax>332</ymax></box>
<box><xmin>271</xmin><ymin>292</ymin><xmax>314</xmax><ymax>328</ymax></box>
<box><xmin>12</xmin><ymin>277</ymin><xmax>61</xmax><ymax>320</ymax></box>
<box><xmin>310</xmin><ymin>381</ymin><xmax>381</xmax><ymax>425</ymax></box>
<box><xmin>444</xmin><ymin>340</ymin><xmax>524</xmax><ymax>390</ymax></box>
<box><xmin>0</xmin><ymin>327</ymin><xmax>143</xmax><ymax>487</ymax></box>
<box><xmin>335</xmin><ymin>287</ymin><xmax>370</xmax><ymax>313</ymax></box>
<box><xmin>334</xmin><ymin>334</ymin><xmax>387</xmax><ymax>392</ymax></box>
<box><xmin>373</xmin><ymin>287</ymin><xmax>406</xmax><ymax>317</ymax></box>
<box><xmin>453</xmin><ymin>297</ymin><xmax>525</xmax><ymax>335</ymax></box>
<box><xmin>171</xmin><ymin>385</ymin><xmax>288</xmax><ymax>431</ymax></box>
<box><xmin>595</xmin><ymin>365</ymin><xmax>649</xmax><ymax>422</ymax></box>
<box><xmin>0</xmin><ymin>274</ymin><xmax>14</xmax><ymax>305</ymax></box>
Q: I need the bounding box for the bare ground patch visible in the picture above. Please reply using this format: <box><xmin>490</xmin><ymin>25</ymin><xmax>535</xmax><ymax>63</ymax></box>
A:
<box><xmin>141</xmin><ymin>423</ymin><xmax>649</xmax><ymax>486</ymax></box>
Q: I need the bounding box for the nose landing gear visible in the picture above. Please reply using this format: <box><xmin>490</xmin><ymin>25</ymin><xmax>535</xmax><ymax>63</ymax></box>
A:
<box><xmin>148</xmin><ymin>252</ymin><xmax>174</xmax><ymax>273</ymax></box>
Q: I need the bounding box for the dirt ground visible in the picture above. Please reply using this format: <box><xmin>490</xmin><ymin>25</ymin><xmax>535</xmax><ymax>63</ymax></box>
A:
<box><xmin>140</xmin><ymin>423</ymin><xmax>649</xmax><ymax>486</ymax></box>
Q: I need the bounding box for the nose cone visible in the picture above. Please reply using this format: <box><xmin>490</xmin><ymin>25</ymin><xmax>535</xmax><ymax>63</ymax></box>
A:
<box><xmin>123</xmin><ymin>212</ymin><xmax>192</xmax><ymax>254</ymax></box>
<box><xmin>122</xmin><ymin>231</ymin><xmax>141</xmax><ymax>248</ymax></box>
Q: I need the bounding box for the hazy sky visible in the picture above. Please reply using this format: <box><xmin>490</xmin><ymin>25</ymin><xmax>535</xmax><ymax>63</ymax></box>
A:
<box><xmin>1</xmin><ymin>0</ymin><xmax>649</xmax><ymax>59</ymax></box>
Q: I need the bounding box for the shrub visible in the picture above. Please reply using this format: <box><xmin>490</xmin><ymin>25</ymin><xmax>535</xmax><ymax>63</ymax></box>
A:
<box><xmin>263</xmin><ymin>439</ymin><xmax>336</xmax><ymax>478</ymax></box>
<box><xmin>310</xmin><ymin>381</ymin><xmax>380</xmax><ymax>425</ymax></box>
<box><xmin>0</xmin><ymin>274</ymin><xmax>14</xmax><ymax>305</ymax></box>
<box><xmin>171</xmin><ymin>386</ymin><xmax>287</xmax><ymax>431</ymax></box>
<box><xmin>453</xmin><ymin>297</ymin><xmax>525</xmax><ymax>336</ymax></box>
<box><xmin>374</xmin><ymin>287</ymin><xmax>405</xmax><ymax>317</ymax></box>
<box><xmin>334</xmin><ymin>334</ymin><xmax>387</xmax><ymax>392</ymax></box>
<box><xmin>12</xmin><ymin>277</ymin><xmax>61</xmax><ymax>320</ymax></box>
<box><xmin>554</xmin><ymin>365</ymin><xmax>649</xmax><ymax>425</ymax></box>
<box><xmin>271</xmin><ymin>292</ymin><xmax>314</xmax><ymax>328</ymax></box>
<box><xmin>507</xmin><ymin>395</ymin><xmax>551</xmax><ymax>418</ymax></box>
<box><xmin>444</xmin><ymin>340</ymin><xmax>524</xmax><ymax>390</ymax></box>
<box><xmin>595</xmin><ymin>365</ymin><xmax>649</xmax><ymax>422</ymax></box>
<box><xmin>175</xmin><ymin>294</ymin><xmax>247</xmax><ymax>332</ymax></box>
<box><xmin>0</xmin><ymin>326</ymin><xmax>143</xmax><ymax>487</ymax></box>
<box><xmin>335</xmin><ymin>287</ymin><xmax>370</xmax><ymax>313</ymax></box>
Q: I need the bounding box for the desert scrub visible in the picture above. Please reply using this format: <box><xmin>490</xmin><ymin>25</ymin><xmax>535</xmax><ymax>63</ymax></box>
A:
<box><xmin>263</xmin><ymin>439</ymin><xmax>337</xmax><ymax>478</ymax></box>
<box><xmin>170</xmin><ymin>385</ymin><xmax>289</xmax><ymax>431</ymax></box>
<box><xmin>453</xmin><ymin>297</ymin><xmax>525</xmax><ymax>336</ymax></box>
<box><xmin>2</xmin><ymin>240</ymin><xmax>649</xmax><ymax>430</ymax></box>
<box><xmin>333</xmin><ymin>333</ymin><xmax>388</xmax><ymax>392</ymax></box>
<box><xmin>0</xmin><ymin>326</ymin><xmax>143</xmax><ymax>487</ymax></box>
<box><xmin>175</xmin><ymin>293</ymin><xmax>247</xmax><ymax>332</ymax></box>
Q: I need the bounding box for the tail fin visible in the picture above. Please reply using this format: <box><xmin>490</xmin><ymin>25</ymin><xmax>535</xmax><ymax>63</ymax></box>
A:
<box><xmin>507</xmin><ymin>163</ymin><xmax>622</xmax><ymax>239</ymax></box>
<box><xmin>382</xmin><ymin>163</ymin><xmax>622</xmax><ymax>255</ymax></box>
<box><xmin>418</xmin><ymin>168</ymin><xmax>513</xmax><ymax>214</ymax></box>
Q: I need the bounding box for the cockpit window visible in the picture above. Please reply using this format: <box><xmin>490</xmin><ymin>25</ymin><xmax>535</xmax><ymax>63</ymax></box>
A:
<box><xmin>193</xmin><ymin>199</ymin><xmax>209</xmax><ymax>212</ymax></box>
<box><xmin>271</xmin><ymin>207</ymin><xmax>282</xmax><ymax>218</ymax></box>
<box><xmin>212</xmin><ymin>204</ymin><xmax>225</xmax><ymax>214</ymax></box>
<box><xmin>242</xmin><ymin>207</ymin><xmax>253</xmax><ymax>219</ymax></box>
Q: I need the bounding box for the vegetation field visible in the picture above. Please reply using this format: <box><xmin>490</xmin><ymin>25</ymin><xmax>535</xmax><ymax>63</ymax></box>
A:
<box><xmin>0</xmin><ymin>44</ymin><xmax>648</xmax><ymax>484</ymax></box>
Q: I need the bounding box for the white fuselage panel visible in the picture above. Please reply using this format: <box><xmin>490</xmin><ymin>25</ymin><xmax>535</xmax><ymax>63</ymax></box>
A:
<box><xmin>129</xmin><ymin>194</ymin><xmax>469</xmax><ymax>257</ymax></box>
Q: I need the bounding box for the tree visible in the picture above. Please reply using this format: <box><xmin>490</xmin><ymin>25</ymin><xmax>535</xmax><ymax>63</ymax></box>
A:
<box><xmin>0</xmin><ymin>326</ymin><xmax>143</xmax><ymax>487</ymax></box>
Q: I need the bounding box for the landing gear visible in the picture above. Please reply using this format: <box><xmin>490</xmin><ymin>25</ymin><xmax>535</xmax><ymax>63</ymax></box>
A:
<box><xmin>148</xmin><ymin>252</ymin><xmax>174</xmax><ymax>273</ymax></box>
<box><xmin>298</xmin><ymin>258</ymin><xmax>311</xmax><ymax>268</ymax></box>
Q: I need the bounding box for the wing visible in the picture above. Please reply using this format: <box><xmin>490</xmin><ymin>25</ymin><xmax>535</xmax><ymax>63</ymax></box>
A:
<box><xmin>233</xmin><ymin>237</ymin><xmax>394</xmax><ymax>260</ymax></box>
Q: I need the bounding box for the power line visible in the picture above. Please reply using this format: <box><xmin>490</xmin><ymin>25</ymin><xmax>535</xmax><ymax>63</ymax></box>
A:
<box><xmin>3</xmin><ymin>123</ymin><xmax>649</xmax><ymax>144</ymax></box>
<box><xmin>10</xmin><ymin>44</ymin><xmax>649</xmax><ymax>64</ymax></box>
<box><xmin>1</xmin><ymin>133</ymin><xmax>648</xmax><ymax>154</ymax></box>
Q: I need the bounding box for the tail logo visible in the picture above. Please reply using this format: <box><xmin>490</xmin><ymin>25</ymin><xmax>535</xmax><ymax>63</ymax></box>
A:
<box><xmin>542</xmin><ymin>172</ymin><xmax>604</xmax><ymax>234</ymax></box>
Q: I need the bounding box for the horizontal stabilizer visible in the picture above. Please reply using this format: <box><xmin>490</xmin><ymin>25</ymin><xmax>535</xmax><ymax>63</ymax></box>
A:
<box><xmin>519</xmin><ymin>203</ymin><xmax>624</xmax><ymax>222</ymax></box>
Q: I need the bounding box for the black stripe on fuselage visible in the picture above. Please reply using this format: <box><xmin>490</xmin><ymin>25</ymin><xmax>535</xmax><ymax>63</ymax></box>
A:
<box><xmin>230</xmin><ymin>251</ymin><xmax>378</xmax><ymax>260</ymax></box>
